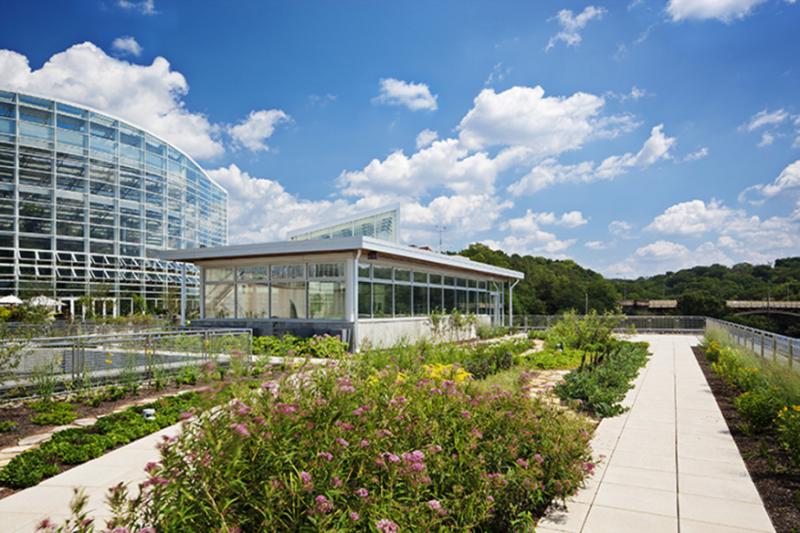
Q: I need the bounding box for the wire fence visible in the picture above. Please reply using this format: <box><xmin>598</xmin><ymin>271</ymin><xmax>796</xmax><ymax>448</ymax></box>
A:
<box><xmin>0</xmin><ymin>328</ymin><xmax>252</xmax><ymax>399</ymax></box>
<box><xmin>511</xmin><ymin>314</ymin><xmax>707</xmax><ymax>333</ymax></box>
<box><xmin>706</xmin><ymin>318</ymin><xmax>799</xmax><ymax>370</ymax></box>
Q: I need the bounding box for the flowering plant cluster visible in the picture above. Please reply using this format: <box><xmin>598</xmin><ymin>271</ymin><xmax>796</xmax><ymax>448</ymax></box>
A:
<box><xmin>96</xmin><ymin>362</ymin><xmax>593</xmax><ymax>531</ymax></box>
<box><xmin>777</xmin><ymin>405</ymin><xmax>800</xmax><ymax>466</ymax></box>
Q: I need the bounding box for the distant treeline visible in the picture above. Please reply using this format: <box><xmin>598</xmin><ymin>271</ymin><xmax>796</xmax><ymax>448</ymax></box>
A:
<box><xmin>458</xmin><ymin>244</ymin><xmax>800</xmax><ymax>337</ymax></box>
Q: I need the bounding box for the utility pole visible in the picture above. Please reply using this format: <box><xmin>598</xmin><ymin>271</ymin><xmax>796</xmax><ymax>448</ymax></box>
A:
<box><xmin>435</xmin><ymin>224</ymin><xmax>447</xmax><ymax>252</ymax></box>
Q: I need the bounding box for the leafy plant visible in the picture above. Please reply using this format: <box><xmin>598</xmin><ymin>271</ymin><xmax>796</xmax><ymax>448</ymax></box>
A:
<box><xmin>555</xmin><ymin>341</ymin><xmax>650</xmax><ymax>417</ymax></box>
<box><xmin>733</xmin><ymin>387</ymin><xmax>784</xmax><ymax>434</ymax></box>
<box><xmin>0</xmin><ymin>420</ymin><xmax>17</xmax><ymax>433</ymax></box>
<box><xmin>30</xmin><ymin>401</ymin><xmax>78</xmax><ymax>426</ymax></box>
<box><xmin>776</xmin><ymin>405</ymin><xmax>800</xmax><ymax>466</ymax></box>
<box><xmin>0</xmin><ymin>448</ymin><xmax>59</xmax><ymax>488</ymax></box>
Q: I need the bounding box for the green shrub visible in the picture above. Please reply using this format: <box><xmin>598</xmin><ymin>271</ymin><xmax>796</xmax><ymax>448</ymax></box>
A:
<box><xmin>0</xmin><ymin>420</ymin><xmax>16</xmax><ymax>433</ymax></box>
<box><xmin>555</xmin><ymin>341</ymin><xmax>650</xmax><ymax>417</ymax></box>
<box><xmin>776</xmin><ymin>405</ymin><xmax>800</xmax><ymax>466</ymax></box>
<box><xmin>733</xmin><ymin>387</ymin><xmax>784</xmax><ymax>434</ymax></box>
<box><xmin>711</xmin><ymin>348</ymin><xmax>767</xmax><ymax>393</ymax></box>
<box><xmin>0</xmin><ymin>448</ymin><xmax>59</xmax><ymax>488</ymax></box>
<box><xmin>81</xmin><ymin>363</ymin><xmax>593</xmax><ymax>531</ymax></box>
<box><xmin>476</xmin><ymin>324</ymin><xmax>509</xmax><ymax>340</ymax></box>
<box><xmin>704</xmin><ymin>340</ymin><xmax>723</xmax><ymax>363</ymax></box>
<box><xmin>527</xmin><ymin>329</ymin><xmax>548</xmax><ymax>341</ymax></box>
<box><xmin>524</xmin><ymin>348</ymin><xmax>584</xmax><ymax>370</ymax></box>
<box><xmin>42</xmin><ymin>431</ymin><xmax>111</xmax><ymax>464</ymax></box>
<box><xmin>305</xmin><ymin>334</ymin><xmax>349</xmax><ymax>359</ymax></box>
<box><xmin>545</xmin><ymin>310</ymin><xmax>625</xmax><ymax>353</ymax></box>
<box><xmin>30</xmin><ymin>401</ymin><xmax>78</xmax><ymax>426</ymax></box>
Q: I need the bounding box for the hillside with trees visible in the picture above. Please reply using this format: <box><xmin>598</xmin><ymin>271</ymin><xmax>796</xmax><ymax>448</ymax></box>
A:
<box><xmin>458</xmin><ymin>245</ymin><xmax>800</xmax><ymax>336</ymax></box>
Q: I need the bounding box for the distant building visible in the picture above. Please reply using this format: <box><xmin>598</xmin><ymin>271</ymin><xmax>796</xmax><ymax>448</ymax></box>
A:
<box><xmin>0</xmin><ymin>90</ymin><xmax>228</xmax><ymax>315</ymax></box>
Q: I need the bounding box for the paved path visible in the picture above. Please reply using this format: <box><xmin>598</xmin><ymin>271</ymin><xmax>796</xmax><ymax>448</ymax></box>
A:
<box><xmin>0</xmin><ymin>335</ymin><xmax>776</xmax><ymax>532</ymax></box>
<box><xmin>538</xmin><ymin>334</ymin><xmax>775</xmax><ymax>533</ymax></box>
<box><xmin>0</xmin><ymin>423</ymin><xmax>181</xmax><ymax>532</ymax></box>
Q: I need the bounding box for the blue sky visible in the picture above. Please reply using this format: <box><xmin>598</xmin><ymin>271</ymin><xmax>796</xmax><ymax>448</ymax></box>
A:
<box><xmin>2</xmin><ymin>0</ymin><xmax>799</xmax><ymax>277</ymax></box>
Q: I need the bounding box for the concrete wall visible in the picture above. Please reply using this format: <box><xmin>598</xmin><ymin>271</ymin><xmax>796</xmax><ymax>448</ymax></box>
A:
<box><xmin>357</xmin><ymin>315</ymin><xmax>491</xmax><ymax>349</ymax></box>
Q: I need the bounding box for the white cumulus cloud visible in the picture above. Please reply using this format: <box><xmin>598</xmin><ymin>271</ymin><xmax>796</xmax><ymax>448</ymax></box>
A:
<box><xmin>374</xmin><ymin>78</ymin><xmax>438</xmax><ymax>111</ymax></box>
<box><xmin>117</xmin><ymin>0</ymin><xmax>156</xmax><ymax>15</ymax></box>
<box><xmin>415</xmin><ymin>129</ymin><xmax>438</xmax><ymax>149</ymax></box>
<box><xmin>0</xmin><ymin>42</ymin><xmax>223</xmax><ymax>160</ymax></box>
<box><xmin>647</xmin><ymin>199</ymin><xmax>735</xmax><ymax>235</ymax></box>
<box><xmin>546</xmin><ymin>6</ymin><xmax>607</xmax><ymax>51</ymax></box>
<box><xmin>507</xmin><ymin>124</ymin><xmax>676</xmax><ymax>195</ymax></box>
<box><xmin>666</xmin><ymin>0</ymin><xmax>766</xmax><ymax>22</ymax></box>
<box><xmin>228</xmin><ymin>109</ymin><xmax>290</xmax><ymax>152</ymax></box>
<box><xmin>111</xmin><ymin>36</ymin><xmax>142</xmax><ymax>57</ymax></box>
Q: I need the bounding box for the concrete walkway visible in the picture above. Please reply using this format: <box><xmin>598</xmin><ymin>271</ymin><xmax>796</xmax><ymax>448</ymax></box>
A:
<box><xmin>0</xmin><ymin>423</ymin><xmax>182</xmax><ymax>532</ymax></box>
<box><xmin>538</xmin><ymin>334</ymin><xmax>775</xmax><ymax>533</ymax></box>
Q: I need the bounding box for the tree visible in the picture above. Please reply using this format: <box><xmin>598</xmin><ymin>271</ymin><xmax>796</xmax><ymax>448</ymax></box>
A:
<box><xmin>677</xmin><ymin>291</ymin><xmax>725</xmax><ymax>317</ymax></box>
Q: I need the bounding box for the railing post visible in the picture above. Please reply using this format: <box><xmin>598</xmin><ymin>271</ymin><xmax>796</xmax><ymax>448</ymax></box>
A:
<box><xmin>760</xmin><ymin>332</ymin><xmax>765</xmax><ymax>359</ymax></box>
<box><xmin>773</xmin><ymin>336</ymin><xmax>778</xmax><ymax>363</ymax></box>
<box><xmin>524</xmin><ymin>315</ymin><xmax>528</xmax><ymax>331</ymax></box>
<box><xmin>789</xmin><ymin>341</ymin><xmax>794</xmax><ymax>370</ymax></box>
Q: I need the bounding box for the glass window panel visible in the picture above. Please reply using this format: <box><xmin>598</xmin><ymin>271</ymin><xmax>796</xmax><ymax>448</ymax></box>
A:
<box><xmin>270</xmin><ymin>281</ymin><xmax>306</xmax><ymax>319</ymax></box>
<box><xmin>456</xmin><ymin>278</ymin><xmax>468</xmax><ymax>288</ymax></box>
<box><xmin>444</xmin><ymin>288</ymin><xmax>456</xmax><ymax>312</ymax></box>
<box><xmin>238</xmin><ymin>265</ymin><xmax>269</xmax><ymax>281</ymax></box>
<box><xmin>205</xmin><ymin>283</ymin><xmax>235</xmax><ymax>318</ymax></box>
<box><xmin>373</xmin><ymin>265</ymin><xmax>392</xmax><ymax>280</ymax></box>
<box><xmin>206</xmin><ymin>267</ymin><xmax>235</xmax><ymax>283</ymax></box>
<box><xmin>394</xmin><ymin>268</ymin><xmax>410</xmax><ymax>282</ymax></box>
<box><xmin>456</xmin><ymin>290</ymin><xmax>468</xmax><ymax>313</ymax></box>
<box><xmin>57</xmin><ymin>114</ymin><xmax>86</xmax><ymax>132</ymax></box>
<box><xmin>394</xmin><ymin>284</ymin><xmax>411</xmax><ymax>316</ymax></box>
<box><xmin>0</xmin><ymin>118</ymin><xmax>14</xmax><ymax>134</ymax></box>
<box><xmin>467</xmin><ymin>291</ymin><xmax>477</xmax><ymax>314</ymax></box>
<box><xmin>444</xmin><ymin>276</ymin><xmax>455</xmax><ymax>286</ymax></box>
<box><xmin>372</xmin><ymin>283</ymin><xmax>392</xmax><ymax>318</ymax></box>
<box><xmin>309</xmin><ymin>262</ymin><xmax>344</xmax><ymax>279</ymax></box>
<box><xmin>20</xmin><ymin>122</ymin><xmax>52</xmax><ymax>140</ymax></box>
<box><xmin>413</xmin><ymin>285</ymin><xmax>428</xmax><ymax>316</ymax></box>
<box><xmin>271</xmin><ymin>263</ymin><xmax>305</xmax><ymax>280</ymax></box>
<box><xmin>358</xmin><ymin>264</ymin><xmax>371</xmax><ymax>279</ymax></box>
<box><xmin>236</xmin><ymin>283</ymin><xmax>269</xmax><ymax>318</ymax></box>
<box><xmin>0</xmin><ymin>103</ymin><xmax>14</xmax><ymax>118</ymax></box>
<box><xmin>20</xmin><ymin>106</ymin><xmax>52</xmax><ymax>125</ymax></box>
<box><xmin>413</xmin><ymin>272</ymin><xmax>427</xmax><ymax>284</ymax></box>
<box><xmin>430</xmin><ymin>286</ymin><xmax>443</xmax><ymax>312</ymax></box>
<box><xmin>358</xmin><ymin>281</ymin><xmax>371</xmax><ymax>318</ymax></box>
<box><xmin>429</xmin><ymin>274</ymin><xmax>442</xmax><ymax>285</ymax></box>
<box><xmin>309</xmin><ymin>281</ymin><xmax>345</xmax><ymax>319</ymax></box>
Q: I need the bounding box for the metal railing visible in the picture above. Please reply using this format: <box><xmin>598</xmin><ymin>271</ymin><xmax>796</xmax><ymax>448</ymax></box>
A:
<box><xmin>706</xmin><ymin>318</ymin><xmax>799</xmax><ymax>370</ymax></box>
<box><xmin>0</xmin><ymin>319</ymin><xmax>174</xmax><ymax>339</ymax></box>
<box><xmin>511</xmin><ymin>314</ymin><xmax>707</xmax><ymax>333</ymax></box>
<box><xmin>1</xmin><ymin>328</ymin><xmax>252</xmax><ymax>397</ymax></box>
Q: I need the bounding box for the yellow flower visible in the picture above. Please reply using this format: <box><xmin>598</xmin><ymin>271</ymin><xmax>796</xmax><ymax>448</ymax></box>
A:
<box><xmin>105</xmin><ymin>359</ymin><xmax>113</xmax><ymax>365</ymax></box>
<box><xmin>793</xmin><ymin>405</ymin><xmax>800</xmax><ymax>412</ymax></box>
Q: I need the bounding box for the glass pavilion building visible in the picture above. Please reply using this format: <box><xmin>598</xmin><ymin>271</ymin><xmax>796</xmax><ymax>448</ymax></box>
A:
<box><xmin>0</xmin><ymin>90</ymin><xmax>227</xmax><ymax>315</ymax></box>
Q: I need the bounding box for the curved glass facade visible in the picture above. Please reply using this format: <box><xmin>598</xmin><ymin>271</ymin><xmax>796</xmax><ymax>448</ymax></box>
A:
<box><xmin>0</xmin><ymin>91</ymin><xmax>227</xmax><ymax>314</ymax></box>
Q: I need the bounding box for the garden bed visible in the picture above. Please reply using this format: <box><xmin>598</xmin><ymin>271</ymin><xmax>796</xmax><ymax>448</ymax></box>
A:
<box><xmin>693</xmin><ymin>345</ymin><xmax>800</xmax><ymax>532</ymax></box>
<box><xmin>0</xmin><ymin>381</ymin><xmax>206</xmax><ymax>450</ymax></box>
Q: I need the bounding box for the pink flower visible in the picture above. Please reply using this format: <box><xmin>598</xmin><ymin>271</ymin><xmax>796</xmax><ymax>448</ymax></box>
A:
<box><xmin>237</xmin><ymin>404</ymin><xmax>251</xmax><ymax>416</ymax></box>
<box><xmin>534</xmin><ymin>453</ymin><xmax>544</xmax><ymax>465</ymax></box>
<box><xmin>460</xmin><ymin>410</ymin><xmax>471</xmax><ymax>419</ymax></box>
<box><xmin>144</xmin><ymin>461</ymin><xmax>158</xmax><ymax>473</ymax></box>
<box><xmin>349</xmin><ymin>512</ymin><xmax>360</xmax><ymax>521</ymax></box>
<box><xmin>376</xmin><ymin>429</ymin><xmax>393</xmax><ymax>438</ymax></box>
<box><xmin>487</xmin><ymin>495</ymin><xmax>494</xmax><ymax>503</ymax></box>
<box><xmin>300</xmin><ymin>471</ymin><xmax>312</xmax><ymax>484</ymax></box>
<box><xmin>359</xmin><ymin>439</ymin><xmax>370</xmax><ymax>448</ymax></box>
<box><xmin>376</xmin><ymin>519</ymin><xmax>399</xmax><ymax>533</ymax></box>
<box><xmin>331</xmin><ymin>476</ymin><xmax>343</xmax><ymax>488</ymax></box>
<box><xmin>389</xmin><ymin>396</ymin><xmax>407</xmax><ymax>406</ymax></box>
<box><xmin>352</xmin><ymin>405</ymin><xmax>371</xmax><ymax>416</ymax></box>
<box><xmin>335</xmin><ymin>421</ymin><xmax>355</xmax><ymax>431</ymax></box>
<box><xmin>230</xmin><ymin>423</ymin><xmax>250</xmax><ymax>438</ymax></box>
<box><xmin>315</xmin><ymin>494</ymin><xmax>333</xmax><ymax>514</ymax></box>
<box><xmin>355</xmin><ymin>487</ymin><xmax>369</xmax><ymax>498</ymax></box>
<box><xmin>382</xmin><ymin>452</ymin><xmax>401</xmax><ymax>464</ymax></box>
<box><xmin>275</xmin><ymin>403</ymin><xmax>298</xmax><ymax>415</ymax></box>
<box><xmin>427</xmin><ymin>499</ymin><xmax>447</xmax><ymax>515</ymax></box>
<box><xmin>339</xmin><ymin>384</ymin><xmax>356</xmax><ymax>393</ymax></box>
<box><xmin>336</xmin><ymin>437</ymin><xmax>350</xmax><ymax>448</ymax></box>
<box><xmin>516</xmin><ymin>458</ymin><xmax>529</xmax><ymax>468</ymax></box>
<box><xmin>318</xmin><ymin>451</ymin><xmax>334</xmax><ymax>462</ymax></box>
<box><xmin>179</xmin><ymin>410</ymin><xmax>194</xmax><ymax>421</ymax></box>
